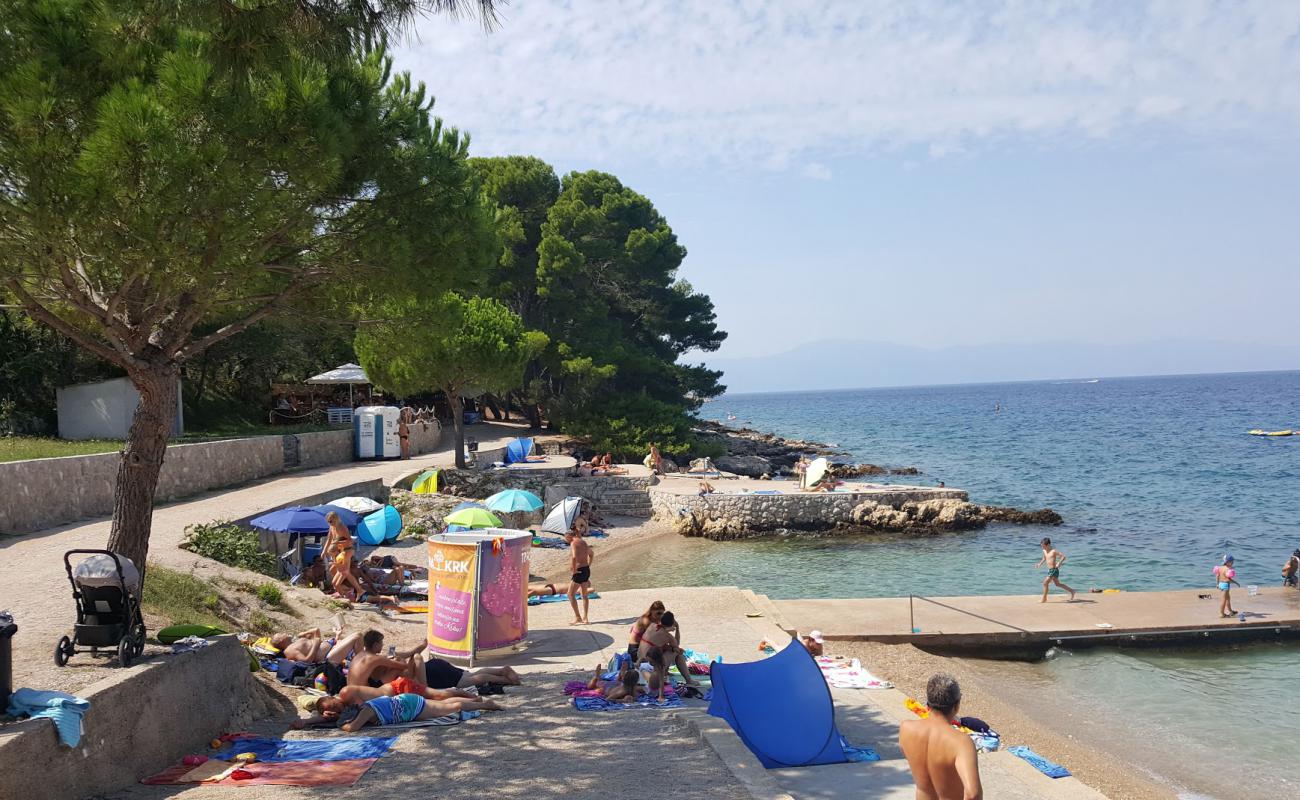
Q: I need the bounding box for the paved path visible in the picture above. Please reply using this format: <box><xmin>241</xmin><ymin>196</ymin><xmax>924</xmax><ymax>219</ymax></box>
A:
<box><xmin>0</xmin><ymin>422</ymin><xmax>529</xmax><ymax>692</ymax></box>
<box><xmin>773</xmin><ymin>588</ymin><xmax>1300</xmax><ymax>658</ymax></box>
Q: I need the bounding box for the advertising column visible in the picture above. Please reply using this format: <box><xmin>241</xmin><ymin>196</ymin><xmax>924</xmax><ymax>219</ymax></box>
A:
<box><xmin>426</xmin><ymin>540</ymin><xmax>478</xmax><ymax>658</ymax></box>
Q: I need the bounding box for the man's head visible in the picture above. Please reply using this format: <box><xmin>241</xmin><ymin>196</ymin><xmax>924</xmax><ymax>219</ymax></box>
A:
<box><xmin>269</xmin><ymin>633</ymin><xmax>293</xmax><ymax>651</ymax></box>
<box><xmin>1040</xmin><ymin>537</ymin><xmax>1051</xmax><ymax>549</ymax></box>
<box><xmin>362</xmin><ymin>629</ymin><xmax>384</xmax><ymax>653</ymax></box>
<box><xmin>659</xmin><ymin>611</ymin><xmax>676</xmax><ymax>628</ymax></box>
<box><xmin>926</xmin><ymin>673</ymin><xmax>962</xmax><ymax>719</ymax></box>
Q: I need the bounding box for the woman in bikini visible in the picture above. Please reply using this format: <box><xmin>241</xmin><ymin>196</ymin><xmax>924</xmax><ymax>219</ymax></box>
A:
<box><xmin>637</xmin><ymin>611</ymin><xmax>700</xmax><ymax>687</ymax></box>
<box><xmin>627</xmin><ymin>600</ymin><xmax>666</xmax><ymax>662</ymax></box>
<box><xmin>323</xmin><ymin>512</ymin><xmax>367</xmax><ymax>601</ymax></box>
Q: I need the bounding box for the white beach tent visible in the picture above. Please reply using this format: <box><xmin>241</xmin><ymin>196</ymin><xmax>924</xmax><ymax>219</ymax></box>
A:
<box><xmin>541</xmin><ymin>496</ymin><xmax>587</xmax><ymax>534</ymax></box>
<box><xmin>805</xmin><ymin>457</ymin><xmax>829</xmax><ymax>488</ymax></box>
<box><xmin>307</xmin><ymin>363</ymin><xmax>370</xmax><ymax>407</ymax></box>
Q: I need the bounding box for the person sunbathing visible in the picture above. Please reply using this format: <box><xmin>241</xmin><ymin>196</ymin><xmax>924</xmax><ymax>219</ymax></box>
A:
<box><xmin>584</xmin><ymin>661</ymin><xmax>645</xmax><ymax>703</ymax></box>
<box><xmin>419</xmin><ymin>652</ymin><xmax>521</xmax><ymax>690</ymax></box>
<box><xmin>347</xmin><ymin>630</ymin><xmax>422</xmax><ymax>687</ymax></box>
<box><xmin>293</xmin><ymin>692</ymin><xmax>502</xmax><ymax>731</ymax></box>
<box><xmin>810</xmin><ymin>478</ymin><xmax>839</xmax><ymax>493</ymax></box>
<box><xmin>271</xmin><ymin>628</ymin><xmax>361</xmax><ymax>664</ymax></box>
<box><xmin>528</xmin><ymin>582</ymin><xmax>560</xmax><ymax>598</ymax></box>
<box><xmin>698</xmin><ymin>480</ymin><xmax>715</xmax><ymax>496</ymax></box>
<box><xmin>337</xmin><ymin>676</ymin><xmax>475</xmax><ymax>705</ymax></box>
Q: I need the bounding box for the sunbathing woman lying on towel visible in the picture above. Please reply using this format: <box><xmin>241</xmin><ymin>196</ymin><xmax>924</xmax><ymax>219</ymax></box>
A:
<box><xmin>584</xmin><ymin>660</ymin><xmax>647</xmax><ymax>704</ymax></box>
<box><xmin>293</xmin><ymin>692</ymin><xmax>501</xmax><ymax>731</ymax></box>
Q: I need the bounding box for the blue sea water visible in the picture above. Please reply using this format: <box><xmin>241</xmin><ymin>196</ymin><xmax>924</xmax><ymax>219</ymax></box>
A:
<box><xmin>617</xmin><ymin>371</ymin><xmax>1300</xmax><ymax>799</ymax></box>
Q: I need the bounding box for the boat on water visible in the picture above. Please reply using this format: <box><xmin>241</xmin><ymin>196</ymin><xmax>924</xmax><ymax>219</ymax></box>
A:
<box><xmin>1248</xmin><ymin>429</ymin><xmax>1294</xmax><ymax>436</ymax></box>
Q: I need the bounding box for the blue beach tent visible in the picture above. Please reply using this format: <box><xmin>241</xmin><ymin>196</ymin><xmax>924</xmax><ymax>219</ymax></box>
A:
<box><xmin>504</xmin><ymin>437</ymin><xmax>534</xmax><ymax>465</ymax></box>
<box><xmin>358</xmin><ymin>505</ymin><xmax>403</xmax><ymax>545</ymax></box>
<box><xmin>708</xmin><ymin>640</ymin><xmax>850</xmax><ymax>768</ymax></box>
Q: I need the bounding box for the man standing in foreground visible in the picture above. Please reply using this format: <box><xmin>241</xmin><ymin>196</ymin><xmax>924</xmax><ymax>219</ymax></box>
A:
<box><xmin>900</xmin><ymin>673</ymin><xmax>982</xmax><ymax>800</ymax></box>
<box><xmin>567</xmin><ymin>529</ymin><xmax>594</xmax><ymax>625</ymax></box>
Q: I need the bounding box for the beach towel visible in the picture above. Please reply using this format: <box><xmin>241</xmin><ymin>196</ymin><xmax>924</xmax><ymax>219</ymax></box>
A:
<box><xmin>843</xmin><ymin>744</ymin><xmax>882</xmax><ymax>762</ymax></box>
<box><xmin>1007</xmin><ymin>746</ymin><xmax>1070</xmax><ymax>778</ymax></box>
<box><xmin>213</xmin><ymin>735</ymin><xmax>395</xmax><ymax>763</ymax></box>
<box><xmin>573</xmin><ymin>694</ymin><xmax>683</xmax><ymax>711</ymax></box>
<box><xmin>905</xmin><ymin>698</ymin><xmax>1000</xmax><ymax>751</ymax></box>
<box><xmin>531</xmin><ymin>537</ymin><xmax>568</xmax><ymax>549</ymax></box>
<box><xmin>814</xmin><ymin>657</ymin><xmax>893</xmax><ymax>689</ymax></box>
<box><xmin>586</xmin><ymin>529</ymin><xmax>609</xmax><ymax>538</ymax></box>
<box><xmin>529</xmin><ymin>591</ymin><xmax>600</xmax><ymax>605</ymax></box>
<box><xmin>382</xmin><ymin>602</ymin><xmax>428</xmax><ymax>614</ymax></box>
<box><xmin>143</xmin><ymin>759</ymin><xmax>381</xmax><ymax>787</ymax></box>
<box><xmin>6</xmin><ymin>688</ymin><xmax>91</xmax><ymax>747</ymax></box>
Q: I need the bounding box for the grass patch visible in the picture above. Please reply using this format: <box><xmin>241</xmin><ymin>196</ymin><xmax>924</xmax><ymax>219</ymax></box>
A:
<box><xmin>0</xmin><ymin>436</ymin><xmax>121</xmax><ymax>463</ymax></box>
<box><xmin>181</xmin><ymin>521</ymin><xmax>281</xmax><ymax>577</ymax></box>
<box><xmin>141</xmin><ymin>564</ymin><xmax>226</xmax><ymax>630</ymax></box>
<box><xmin>246</xmin><ymin>610</ymin><xmax>277</xmax><ymax>635</ymax></box>
<box><xmin>255</xmin><ymin>582</ymin><xmax>283</xmax><ymax>607</ymax></box>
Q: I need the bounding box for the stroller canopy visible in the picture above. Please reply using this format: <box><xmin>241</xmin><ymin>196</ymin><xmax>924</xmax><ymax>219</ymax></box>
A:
<box><xmin>541</xmin><ymin>496</ymin><xmax>586</xmax><ymax>534</ymax></box>
<box><xmin>73</xmin><ymin>553</ymin><xmax>141</xmax><ymax>593</ymax></box>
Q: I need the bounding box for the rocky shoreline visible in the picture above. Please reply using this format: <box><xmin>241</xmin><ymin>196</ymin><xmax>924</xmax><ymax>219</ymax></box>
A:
<box><xmin>694</xmin><ymin>419</ymin><xmax>922</xmax><ymax>478</ymax></box>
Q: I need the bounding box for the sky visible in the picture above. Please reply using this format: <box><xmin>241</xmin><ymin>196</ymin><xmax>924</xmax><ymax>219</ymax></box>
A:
<box><xmin>394</xmin><ymin>0</ymin><xmax>1300</xmax><ymax>367</ymax></box>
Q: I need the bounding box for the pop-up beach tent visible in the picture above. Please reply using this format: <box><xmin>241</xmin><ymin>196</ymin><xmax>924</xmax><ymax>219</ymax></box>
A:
<box><xmin>708</xmin><ymin>640</ymin><xmax>850</xmax><ymax>768</ymax></box>
<box><xmin>504</xmin><ymin>437</ymin><xmax>534</xmax><ymax>465</ymax></box>
<box><xmin>540</xmin><ymin>496</ymin><xmax>585</xmax><ymax>534</ymax></box>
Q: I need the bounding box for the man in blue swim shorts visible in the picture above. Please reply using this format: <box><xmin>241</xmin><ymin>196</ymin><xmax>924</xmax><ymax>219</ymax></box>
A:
<box><xmin>339</xmin><ymin>693</ymin><xmax>504</xmax><ymax>732</ymax></box>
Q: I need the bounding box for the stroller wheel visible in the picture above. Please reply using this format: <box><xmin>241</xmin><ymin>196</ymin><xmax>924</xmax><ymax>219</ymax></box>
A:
<box><xmin>118</xmin><ymin>637</ymin><xmax>134</xmax><ymax>667</ymax></box>
<box><xmin>54</xmin><ymin>636</ymin><xmax>72</xmax><ymax>667</ymax></box>
<box><xmin>132</xmin><ymin>624</ymin><xmax>146</xmax><ymax>656</ymax></box>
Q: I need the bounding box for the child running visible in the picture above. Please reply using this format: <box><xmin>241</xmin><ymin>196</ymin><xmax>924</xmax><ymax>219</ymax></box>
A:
<box><xmin>1036</xmin><ymin>537</ymin><xmax>1076</xmax><ymax>602</ymax></box>
<box><xmin>567</xmin><ymin>529</ymin><xmax>594</xmax><ymax>625</ymax></box>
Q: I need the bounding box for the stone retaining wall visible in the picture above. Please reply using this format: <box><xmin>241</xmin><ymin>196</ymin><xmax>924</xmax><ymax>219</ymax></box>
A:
<box><xmin>649</xmin><ymin>486</ymin><xmax>969</xmax><ymax>535</ymax></box>
<box><xmin>0</xmin><ymin>636</ymin><xmax>254</xmax><ymax>800</ymax></box>
<box><xmin>543</xmin><ymin>475</ymin><xmax>656</xmax><ymax>507</ymax></box>
<box><xmin>0</xmin><ymin>421</ymin><xmax>441</xmax><ymax>535</ymax></box>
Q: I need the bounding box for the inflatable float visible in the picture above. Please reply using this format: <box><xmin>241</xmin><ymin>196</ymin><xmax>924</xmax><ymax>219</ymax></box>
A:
<box><xmin>1249</xmin><ymin>429</ymin><xmax>1294</xmax><ymax>436</ymax></box>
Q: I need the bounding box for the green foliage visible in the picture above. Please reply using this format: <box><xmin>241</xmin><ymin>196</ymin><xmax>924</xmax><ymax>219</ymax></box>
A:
<box><xmin>560</xmin><ymin>394</ymin><xmax>697</xmax><ymax>460</ymax></box>
<box><xmin>141</xmin><ymin>562</ymin><xmax>226</xmax><ymax>630</ymax></box>
<box><xmin>255</xmin><ymin>582</ymin><xmax>284</xmax><ymax>607</ymax></box>
<box><xmin>468</xmin><ymin>156</ymin><xmax>560</xmax><ymax>318</ymax></box>
<box><xmin>0</xmin><ymin>436</ymin><xmax>122</xmax><ymax>463</ymax></box>
<box><xmin>246</xmin><ymin>610</ymin><xmax>277</xmax><ymax>635</ymax></box>
<box><xmin>181</xmin><ymin>521</ymin><xmax>281</xmax><ymax>577</ymax></box>
<box><xmin>0</xmin><ymin>308</ymin><xmax>122</xmax><ymax>435</ymax></box>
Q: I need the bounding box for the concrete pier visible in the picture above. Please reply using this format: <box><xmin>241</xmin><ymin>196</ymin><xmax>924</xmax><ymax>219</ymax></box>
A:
<box><xmin>772</xmin><ymin>587</ymin><xmax>1300</xmax><ymax>660</ymax></box>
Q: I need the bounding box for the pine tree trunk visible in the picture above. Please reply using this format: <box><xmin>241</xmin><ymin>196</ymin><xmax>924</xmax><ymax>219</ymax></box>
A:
<box><xmin>525</xmin><ymin>403</ymin><xmax>542</xmax><ymax>430</ymax></box>
<box><xmin>450</xmin><ymin>392</ymin><xmax>466</xmax><ymax>469</ymax></box>
<box><xmin>105</xmin><ymin>366</ymin><xmax>179</xmax><ymax>570</ymax></box>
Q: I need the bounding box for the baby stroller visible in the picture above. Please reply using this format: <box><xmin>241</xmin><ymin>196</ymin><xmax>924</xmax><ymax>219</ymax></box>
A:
<box><xmin>54</xmin><ymin>549</ymin><xmax>146</xmax><ymax>667</ymax></box>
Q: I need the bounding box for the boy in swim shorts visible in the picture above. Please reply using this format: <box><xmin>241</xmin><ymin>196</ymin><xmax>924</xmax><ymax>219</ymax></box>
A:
<box><xmin>567</xmin><ymin>530</ymin><xmax>594</xmax><ymax>625</ymax></box>
<box><xmin>1036</xmin><ymin>537</ymin><xmax>1076</xmax><ymax>602</ymax></box>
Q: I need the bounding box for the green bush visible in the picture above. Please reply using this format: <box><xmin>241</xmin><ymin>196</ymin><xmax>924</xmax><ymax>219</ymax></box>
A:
<box><xmin>255</xmin><ymin>582</ymin><xmax>283</xmax><ymax>606</ymax></box>
<box><xmin>141</xmin><ymin>563</ymin><xmax>226</xmax><ymax>630</ymax></box>
<box><xmin>181</xmin><ymin>521</ymin><xmax>281</xmax><ymax>578</ymax></box>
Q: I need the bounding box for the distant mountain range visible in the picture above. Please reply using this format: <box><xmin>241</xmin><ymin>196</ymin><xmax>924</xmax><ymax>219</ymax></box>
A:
<box><xmin>706</xmin><ymin>339</ymin><xmax>1300</xmax><ymax>394</ymax></box>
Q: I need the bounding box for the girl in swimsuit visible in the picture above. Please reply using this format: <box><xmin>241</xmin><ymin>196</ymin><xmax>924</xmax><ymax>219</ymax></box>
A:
<box><xmin>627</xmin><ymin>600</ymin><xmax>666</xmax><ymax>662</ymax></box>
<box><xmin>323</xmin><ymin>512</ymin><xmax>367</xmax><ymax>600</ymax></box>
<box><xmin>1213</xmin><ymin>555</ymin><xmax>1240</xmax><ymax>617</ymax></box>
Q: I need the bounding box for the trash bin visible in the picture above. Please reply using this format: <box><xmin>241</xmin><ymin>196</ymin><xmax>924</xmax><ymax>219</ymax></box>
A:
<box><xmin>0</xmin><ymin>611</ymin><xmax>16</xmax><ymax>710</ymax></box>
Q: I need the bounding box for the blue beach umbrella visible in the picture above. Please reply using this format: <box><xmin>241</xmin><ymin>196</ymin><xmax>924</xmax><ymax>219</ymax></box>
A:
<box><xmin>249</xmin><ymin>506</ymin><xmax>329</xmax><ymax>534</ymax></box>
<box><xmin>484</xmin><ymin>489</ymin><xmax>544</xmax><ymax>513</ymax></box>
<box><xmin>309</xmin><ymin>504</ymin><xmax>363</xmax><ymax>531</ymax></box>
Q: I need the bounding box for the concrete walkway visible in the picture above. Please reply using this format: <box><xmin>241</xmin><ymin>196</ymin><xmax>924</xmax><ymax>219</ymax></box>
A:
<box><xmin>775</xmin><ymin>588</ymin><xmax>1300</xmax><ymax>658</ymax></box>
<box><xmin>0</xmin><ymin>421</ymin><xmax>530</xmax><ymax>693</ymax></box>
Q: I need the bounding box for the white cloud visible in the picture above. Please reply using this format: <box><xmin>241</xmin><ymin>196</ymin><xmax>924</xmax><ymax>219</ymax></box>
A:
<box><xmin>395</xmin><ymin>0</ymin><xmax>1300</xmax><ymax>169</ymax></box>
<box><xmin>801</xmin><ymin>162</ymin><xmax>832</xmax><ymax>180</ymax></box>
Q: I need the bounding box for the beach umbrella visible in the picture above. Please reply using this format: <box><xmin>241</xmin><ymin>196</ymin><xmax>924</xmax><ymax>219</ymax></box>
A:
<box><xmin>330</xmin><ymin>496</ymin><xmax>383</xmax><ymax>514</ymax></box>
<box><xmin>411</xmin><ymin>469</ymin><xmax>439</xmax><ymax>494</ymax></box>
<box><xmin>443</xmin><ymin>507</ymin><xmax>502</xmax><ymax>529</ymax></box>
<box><xmin>359</xmin><ymin>505</ymin><xmax>403</xmax><ymax>545</ymax></box>
<box><xmin>249</xmin><ymin>506</ymin><xmax>333</xmax><ymax>534</ymax></box>
<box><xmin>540</xmin><ymin>496</ymin><xmax>585</xmax><ymax>534</ymax></box>
<box><xmin>306</xmin><ymin>362</ymin><xmax>370</xmax><ymax>407</ymax></box>
<box><xmin>485</xmin><ymin>489</ymin><xmax>544</xmax><ymax>513</ymax></box>
<box><xmin>805</xmin><ymin>457</ymin><xmax>829</xmax><ymax>488</ymax></box>
<box><xmin>309</xmin><ymin>504</ymin><xmax>363</xmax><ymax>530</ymax></box>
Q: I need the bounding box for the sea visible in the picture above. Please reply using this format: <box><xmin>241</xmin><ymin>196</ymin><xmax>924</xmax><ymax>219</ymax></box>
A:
<box><xmin>610</xmin><ymin>370</ymin><xmax>1300</xmax><ymax>800</ymax></box>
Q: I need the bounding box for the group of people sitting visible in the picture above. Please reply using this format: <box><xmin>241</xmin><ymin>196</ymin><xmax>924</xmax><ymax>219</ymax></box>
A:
<box><xmin>304</xmin><ymin>511</ymin><xmax>423</xmax><ymax>605</ymax></box>
<box><xmin>579</xmin><ymin>600</ymin><xmax>705</xmax><ymax>704</ymax></box>
<box><xmin>577</xmin><ymin>453</ymin><xmax>627</xmax><ymax>477</ymax></box>
<box><xmin>268</xmin><ymin>627</ymin><xmax>520</xmax><ymax>732</ymax></box>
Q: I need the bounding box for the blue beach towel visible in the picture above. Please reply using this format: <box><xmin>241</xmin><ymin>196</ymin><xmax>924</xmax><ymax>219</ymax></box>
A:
<box><xmin>586</xmin><ymin>529</ymin><xmax>609</xmax><ymax>538</ymax></box>
<box><xmin>531</xmin><ymin>537</ymin><xmax>568</xmax><ymax>549</ymax></box>
<box><xmin>7</xmin><ymin>688</ymin><xmax>91</xmax><ymax>747</ymax></box>
<box><xmin>574</xmin><ymin>695</ymin><xmax>683</xmax><ymax>711</ymax></box>
<box><xmin>1007</xmin><ymin>746</ymin><xmax>1070</xmax><ymax>778</ymax></box>
<box><xmin>843</xmin><ymin>743</ymin><xmax>882</xmax><ymax>762</ymax></box>
<box><xmin>529</xmin><ymin>591</ymin><xmax>599</xmax><ymax>605</ymax></box>
<box><xmin>214</xmin><ymin>736</ymin><xmax>396</xmax><ymax>763</ymax></box>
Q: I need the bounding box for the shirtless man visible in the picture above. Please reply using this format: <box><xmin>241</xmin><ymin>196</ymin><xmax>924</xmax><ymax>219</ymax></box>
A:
<box><xmin>346</xmin><ymin>630</ymin><xmax>422</xmax><ymax>687</ymax></box>
<box><xmin>271</xmin><ymin>628</ymin><xmax>361</xmax><ymax>664</ymax></box>
<box><xmin>899</xmin><ymin>673</ymin><xmax>982</xmax><ymax>800</ymax></box>
<box><xmin>637</xmin><ymin>611</ymin><xmax>700</xmax><ymax>688</ymax></box>
<box><xmin>1036</xmin><ymin>537</ymin><xmax>1076</xmax><ymax>602</ymax></box>
<box><xmin>567</xmin><ymin>530</ymin><xmax>594</xmax><ymax>625</ymax></box>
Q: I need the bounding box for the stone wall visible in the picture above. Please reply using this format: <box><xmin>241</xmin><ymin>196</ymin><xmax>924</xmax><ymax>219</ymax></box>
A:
<box><xmin>0</xmin><ymin>422</ymin><xmax>441</xmax><ymax>535</ymax></box>
<box><xmin>0</xmin><ymin>637</ymin><xmax>255</xmax><ymax>800</ymax></box>
<box><xmin>649</xmin><ymin>486</ymin><xmax>970</xmax><ymax>538</ymax></box>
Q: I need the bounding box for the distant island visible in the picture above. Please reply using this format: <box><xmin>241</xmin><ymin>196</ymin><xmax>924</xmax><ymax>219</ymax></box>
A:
<box><xmin>707</xmin><ymin>338</ymin><xmax>1300</xmax><ymax>394</ymax></box>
